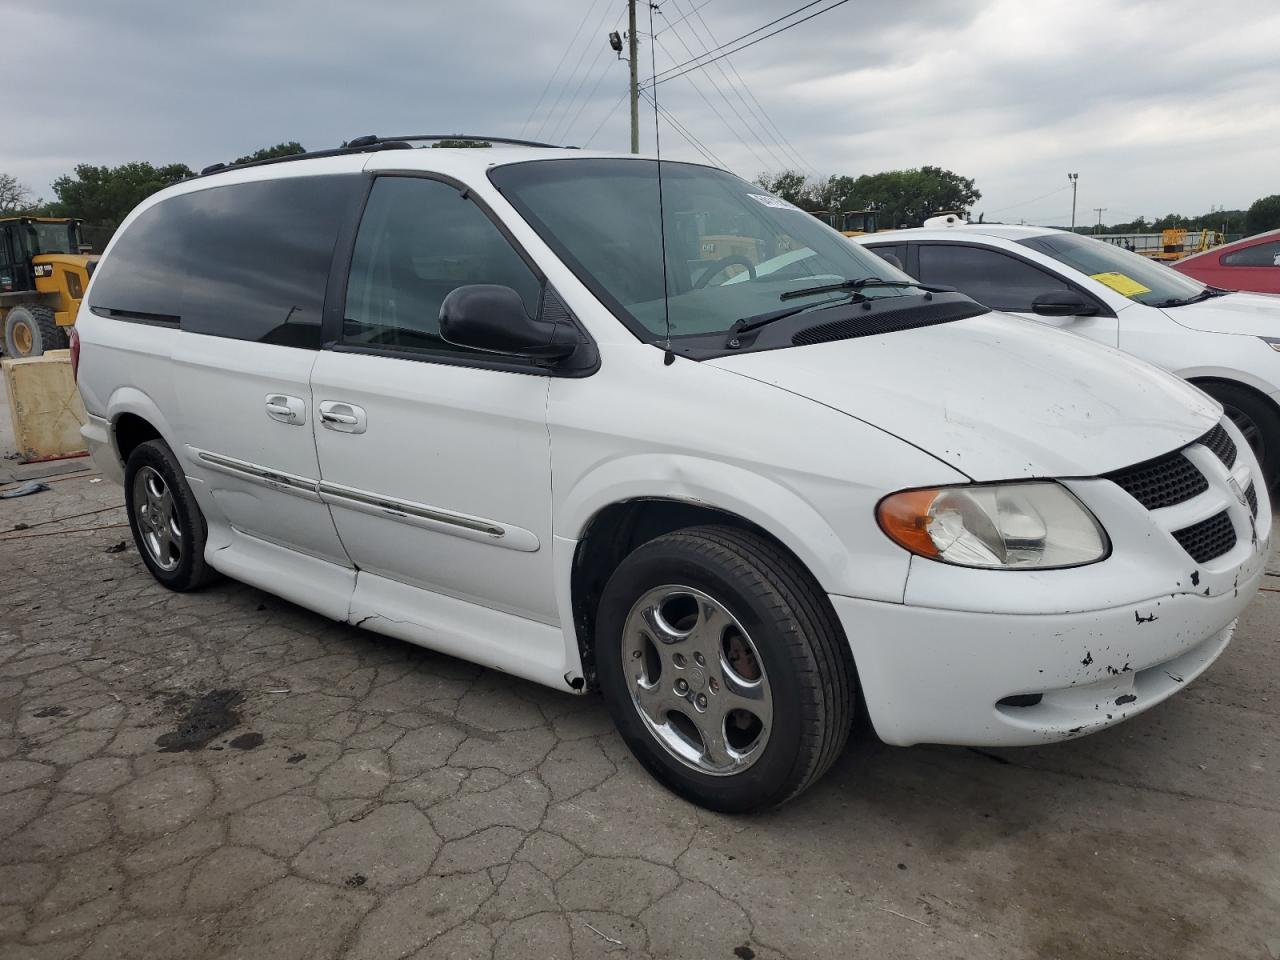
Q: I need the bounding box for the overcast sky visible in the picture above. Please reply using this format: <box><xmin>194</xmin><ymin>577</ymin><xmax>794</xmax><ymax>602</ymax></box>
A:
<box><xmin>6</xmin><ymin>0</ymin><xmax>1278</xmax><ymax>225</ymax></box>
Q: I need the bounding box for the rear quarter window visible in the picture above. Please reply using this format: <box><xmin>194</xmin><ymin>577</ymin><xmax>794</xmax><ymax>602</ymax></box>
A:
<box><xmin>89</xmin><ymin>174</ymin><xmax>364</xmax><ymax>346</ymax></box>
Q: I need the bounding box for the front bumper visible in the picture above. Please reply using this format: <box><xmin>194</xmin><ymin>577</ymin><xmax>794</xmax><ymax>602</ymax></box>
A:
<box><xmin>831</xmin><ymin>568</ymin><xmax>1260</xmax><ymax>747</ymax></box>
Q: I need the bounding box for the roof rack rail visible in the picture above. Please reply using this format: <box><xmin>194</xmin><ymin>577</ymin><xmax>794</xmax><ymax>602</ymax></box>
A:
<box><xmin>346</xmin><ymin>134</ymin><xmax>574</xmax><ymax>149</ymax></box>
<box><xmin>193</xmin><ymin>132</ymin><xmax>574</xmax><ymax>182</ymax></box>
<box><xmin>192</xmin><ymin>140</ymin><xmax>415</xmax><ymax>180</ymax></box>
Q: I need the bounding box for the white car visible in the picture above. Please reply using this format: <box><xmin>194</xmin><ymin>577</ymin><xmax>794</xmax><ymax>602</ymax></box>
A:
<box><xmin>854</xmin><ymin>223</ymin><xmax>1280</xmax><ymax>489</ymax></box>
<box><xmin>73</xmin><ymin>141</ymin><xmax>1269</xmax><ymax>811</ymax></box>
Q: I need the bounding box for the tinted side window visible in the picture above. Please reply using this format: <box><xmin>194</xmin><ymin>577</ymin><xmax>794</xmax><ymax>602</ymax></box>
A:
<box><xmin>88</xmin><ymin>174</ymin><xmax>360</xmax><ymax>343</ymax></box>
<box><xmin>86</xmin><ymin>201</ymin><xmax>189</xmax><ymax>321</ymax></box>
<box><xmin>867</xmin><ymin>243</ymin><xmax>907</xmax><ymax>271</ymax></box>
<box><xmin>182</xmin><ymin>176</ymin><xmax>360</xmax><ymax>347</ymax></box>
<box><xmin>1222</xmin><ymin>241</ymin><xmax>1280</xmax><ymax>267</ymax></box>
<box><xmin>917</xmin><ymin>243</ymin><xmax>1068</xmax><ymax>311</ymax></box>
<box><xmin>343</xmin><ymin>177</ymin><xmax>541</xmax><ymax>356</ymax></box>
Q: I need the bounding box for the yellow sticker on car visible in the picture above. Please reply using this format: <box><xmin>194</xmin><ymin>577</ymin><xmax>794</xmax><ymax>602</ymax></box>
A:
<box><xmin>1090</xmin><ymin>272</ymin><xmax>1152</xmax><ymax>297</ymax></box>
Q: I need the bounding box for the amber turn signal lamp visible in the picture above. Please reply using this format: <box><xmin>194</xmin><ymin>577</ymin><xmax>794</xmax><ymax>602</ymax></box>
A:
<box><xmin>877</xmin><ymin>488</ymin><xmax>943</xmax><ymax>558</ymax></box>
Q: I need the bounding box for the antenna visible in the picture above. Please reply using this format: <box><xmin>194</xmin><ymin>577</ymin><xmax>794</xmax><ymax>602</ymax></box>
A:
<box><xmin>648</xmin><ymin>2</ymin><xmax>674</xmax><ymax>364</ymax></box>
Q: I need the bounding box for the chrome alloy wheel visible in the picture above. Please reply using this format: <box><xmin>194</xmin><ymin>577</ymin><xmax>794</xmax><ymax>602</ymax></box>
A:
<box><xmin>132</xmin><ymin>465</ymin><xmax>182</xmax><ymax>572</ymax></box>
<box><xmin>622</xmin><ymin>585</ymin><xmax>773</xmax><ymax>776</ymax></box>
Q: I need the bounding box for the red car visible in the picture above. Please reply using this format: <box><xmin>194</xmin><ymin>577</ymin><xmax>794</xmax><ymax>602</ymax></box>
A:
<box><xmin>1174</xmin><ymin>228</ymin><xmax>1280</xmax><ymax>294</ymax></box>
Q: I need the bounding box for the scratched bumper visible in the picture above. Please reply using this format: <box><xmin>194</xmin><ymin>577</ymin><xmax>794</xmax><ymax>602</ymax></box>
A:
<box><xmin>830</xmin><ymin>558</ymin><xmax>1264</xmax><ymax>747</ymax></box>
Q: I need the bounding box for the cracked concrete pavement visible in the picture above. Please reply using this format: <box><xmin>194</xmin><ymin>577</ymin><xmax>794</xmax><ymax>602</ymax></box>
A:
<box><xmin>2</xmin><ymin>468</ymin><xmax>1279</xmax><ymax>960</ymax></box>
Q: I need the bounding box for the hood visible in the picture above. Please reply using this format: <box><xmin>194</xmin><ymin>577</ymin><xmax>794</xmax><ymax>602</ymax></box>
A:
<box><xmin>708</xmin><ymin>311</ymin><xmax>1219</xmax><ymax>480</ymax></box>
<box><xmin>1164</xmin><ymin>291</ymin><xmax>1280</xmax><ymax>337</ymax></box>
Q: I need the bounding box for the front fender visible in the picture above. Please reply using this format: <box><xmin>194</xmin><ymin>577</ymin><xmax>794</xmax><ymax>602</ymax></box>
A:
<box><xmin>555</xmin><ymin>452</ymin><xmax>903</xmax><ymax>600</ymax></box>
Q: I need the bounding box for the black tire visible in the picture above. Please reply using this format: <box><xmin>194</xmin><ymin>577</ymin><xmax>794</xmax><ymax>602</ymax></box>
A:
<box><xmin>3</xmin><ymin>303</ymin><xmax>68</xmax><ymax>358</ymax></box>
<box><xmin>1199</xmin><ymin>381</ymin><xmax>1280</xmax><ymax>491</ymax></box>
<box><xmin>123</xmin><ymin>439</ymin><xmax>218</xmax><ymax>591</ymax></box>
<box><xmin>595</xmin><ymin>525</ymin><xmax>855</xmax><ymax>812</ymax></box>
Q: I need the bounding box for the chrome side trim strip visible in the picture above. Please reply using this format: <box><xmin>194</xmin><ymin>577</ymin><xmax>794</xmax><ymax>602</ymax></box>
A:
<box><xmin>317</xmin><ymin>481</ymin><xmax>540</xmax><ymax>553</ymax></box>
<box><xmin>187</xmin><ymin>446</ymin><xmax>539</xmax><ymax>552</ymax></box>
<box><xmin>318</xmin><ymin>481</ymin><xmax>502</xmax><ymax>536</ymax></box>
<box><xmin>190</xmin><ymin>448</ymin><xmax>320</xmax><ymax>500</ymax></box>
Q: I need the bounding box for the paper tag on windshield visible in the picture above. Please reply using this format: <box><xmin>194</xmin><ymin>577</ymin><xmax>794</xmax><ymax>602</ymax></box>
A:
<box><xmin>1090</xmin><ymin>272</ymin><xmax>1151</xmax><ymax>297</ymax></box>
<box><xmin>746</xmin><ymin>193</ymin><xmax>801</xmax><ymax>211</ymax></box>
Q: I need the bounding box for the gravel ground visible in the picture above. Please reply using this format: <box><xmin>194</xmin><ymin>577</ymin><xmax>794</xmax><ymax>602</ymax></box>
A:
<box><xmin>1</xmin><ymin>467</ymin><xmax>1278</xmax><ymax>960</ymax></box>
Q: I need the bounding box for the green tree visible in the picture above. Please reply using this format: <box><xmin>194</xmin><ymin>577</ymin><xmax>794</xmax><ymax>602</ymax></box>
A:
<box><xmin>232</xmin><ymin>141</ymin><xmax>306</xmax><ymax>165</ymax></box>
<box><xmin>1</xmin><ymin>172</ymin><xmax>33</xmax><ymax>214</ymax></box>
<box><xmin>1246</xmin><ymin>195</ymin><xmax>1280</xmax><ymax>234</ymax></box>
<box><xmin>846</xmin><ymin>166</ymin><xmax>981</xmax><ymax>228</ymax></box>
<box><xmin>50</xmin><ymin>162</ymin><xmax>194</xmax><ymax>227</ymax></box>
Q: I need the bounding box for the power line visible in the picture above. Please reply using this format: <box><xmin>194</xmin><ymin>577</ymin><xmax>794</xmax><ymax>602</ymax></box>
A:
<box><xmin>535</xmin><ymin>0</ymin><xmax>613</xmax><ymax>140</ymax></box>
<box><xmin>677</xmin><ymin>0</ymin><xmax>814</xmax><ymax>173</ymax></box>
<box><xmin>987</xmin><ymin>184</ymin><xmax>1071</xmax><ymax>215</ymax></box>
<box><xmin>639</xmin><ymin>88</ymin><xmax>729</xmax><ymax>170</ymax></box>
<box><xmin>550</xmin><ymin>5</ymin><xmax>628</xmax><ymax>143</ymax></box>
<box><xmin>652</xmin><ymin>32</ymin><xmax>785</xmax><ymax>171</ymax></box>
<box><xmin>647</xmin><ymin>0</ymin><xmax>839</xmax><ymax>87</ymax></box>
<box><xmin>521</xmin><ymin>0</ymin><xmax>604</xmax><ymax>137</ymax></box>
<box><xmin>558</xmin><ymin>50</ymin><xmax>627</xmax><ymax>144</ymax></box>
<box><xmin>654</xmin><ymin>0</ymin><xmax>716</xmax><ymax>35</ymax></box>
<box><xmin>583</xmin><ymin>88</ymin><xmax>631</xmax><ymax>147</ymax></box>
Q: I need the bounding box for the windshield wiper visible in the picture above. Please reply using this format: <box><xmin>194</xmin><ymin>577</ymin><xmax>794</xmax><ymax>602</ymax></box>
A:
<box><xmin>726</xmin><ymin>278</ymin><xmax>957</xmax><ymax>345</ymax></box>
<box><xmin>727</xmin><ymin>301</ymin><xmax>836</xmax><ymax>340</ymax></box>
<box><xmin>1153</xmin><ymin>287</ymin><xmax>1223</xmax><ymax>308</ymax></box>
<box><xmin>779</xmin><ymin>277</ymin><xmax>953</xmax><ymax>302</ymax></box>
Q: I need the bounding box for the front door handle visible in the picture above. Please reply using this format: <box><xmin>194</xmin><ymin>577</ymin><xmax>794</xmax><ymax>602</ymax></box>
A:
<box><xmin>319</xmin><ymin>401</ymin><xmax>367</xmax><ymax>434</ymax></box>
<box><xmin>265</xmin><ymin>394</ymin><xmax>306</xmax><ymax>425</ymax></box>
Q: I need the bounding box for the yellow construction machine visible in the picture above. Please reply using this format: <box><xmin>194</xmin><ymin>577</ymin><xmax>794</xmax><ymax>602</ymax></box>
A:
<box><xmin>1</xmin><ymin>217</ymin><xmax>98</xmax><ymax>357</ymax></box>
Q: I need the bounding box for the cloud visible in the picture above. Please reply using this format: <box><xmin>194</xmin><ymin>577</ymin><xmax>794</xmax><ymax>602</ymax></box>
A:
<box><xmin>3</xmin><ymin>0</ymin><xmax>1276</xmax><ymax>223</ymax></box>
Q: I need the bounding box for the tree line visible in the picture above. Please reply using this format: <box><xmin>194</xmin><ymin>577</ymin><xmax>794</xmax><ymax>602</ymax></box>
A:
<box><xmin>755</xmin><ymin>166</ymin><xmax>981</xmax><ymax>230</ymax></box>
<box><xmin>1076</xmin><ymin>197</ymin><xmax>1280</xmax><ymax>237</ymax></box>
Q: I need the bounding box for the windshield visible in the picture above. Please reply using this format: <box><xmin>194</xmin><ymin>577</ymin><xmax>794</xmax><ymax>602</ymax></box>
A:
<box><xmin>1018</xmin><ymin>232</ymin><xmax>1208</xmax><ymax>307</ymax></box>
<box><xmin>488</xmin><ymin>159</ymin><xmax>920</xmax><ymax>340</ymax></box>
<box><xmin>29</xmin><ymin>222</ymin><xmax>77</xmax><ymax>255</ymax></box>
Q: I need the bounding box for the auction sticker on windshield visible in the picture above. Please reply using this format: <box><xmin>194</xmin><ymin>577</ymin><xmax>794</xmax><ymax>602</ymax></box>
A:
<box><xmin>747</xmin><ymin>193</ymin><xmax>802</xmax><ymax>211</ymax></box>
<box><xmin>1091</xmin><ymin>271</ymin><xmax>1152</xmax><ymax>297</ymax></box>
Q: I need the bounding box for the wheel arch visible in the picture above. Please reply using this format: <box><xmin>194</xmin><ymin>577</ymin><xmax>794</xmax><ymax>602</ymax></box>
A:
<box><xmin>1186</xmin><ymin>373</ymin><xmax>1280</xmax><ymax>411</ymax></box>
<box><xmin>105</xmin><ymin>388</ymin><xmax>181</xmax><ymax>469</ymax></box>
<box><xmin>564</xmin><ymin>493</ymin><xmax>848</xmax><ymax>689</ymax></box>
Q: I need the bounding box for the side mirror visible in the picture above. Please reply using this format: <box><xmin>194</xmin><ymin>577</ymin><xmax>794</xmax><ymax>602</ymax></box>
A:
<box><xmin>440</xmin><ymin>284</ymin><xmax>579</xmax><ymax>360</ymax></box>
<box><xmin>1031</xmin><ymin>291</ymin><xmax>1098</xmax><ymax>317</ymax></box>
<box><xmin>876</xmin><ymin>251</ymin><xmax>904</xmax><ymax>271</ymax></box>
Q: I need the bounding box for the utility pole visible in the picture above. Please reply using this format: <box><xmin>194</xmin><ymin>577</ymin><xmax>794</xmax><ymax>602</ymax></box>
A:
<box><xmin>628</xmin><ymin>0</ymin><xmax>640</xmax><ymax>154</ymax></box>
<box><xmin>1067</xmin><ymin>173</ymin><xmax>1078</xmax><ymax>231</ymax></box>
<box><xmin>1093</xmin><ymin>207</ymin><xmax>1107</xmax><ymax>234</ymax></box>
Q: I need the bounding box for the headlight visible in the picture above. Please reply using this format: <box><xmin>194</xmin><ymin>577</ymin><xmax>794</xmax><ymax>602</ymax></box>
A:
<box><xmin>877</xmin><ymin>482</ymin><xmax>1108</xmax><ymax>569</ymax></box>
<box><xmin>1259</xmin><ymin>337</ymin><xmax>1280</xmax><ymax>352</ymax></box>
<box><xmin>67</xmin><ymin>273</ymin><xmax>83</xmax><ymax>299</ymax></box>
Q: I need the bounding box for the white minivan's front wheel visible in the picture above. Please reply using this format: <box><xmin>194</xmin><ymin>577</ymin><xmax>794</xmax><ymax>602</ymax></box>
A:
<box><xmin>596</xmin><ymin>526</ymin><xmax>855</xmax><ymax>812</ymax></box>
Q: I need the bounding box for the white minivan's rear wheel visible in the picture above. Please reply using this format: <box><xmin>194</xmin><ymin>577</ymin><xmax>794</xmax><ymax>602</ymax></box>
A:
<box><xmin>124</xmin><ymin>439</ymin><xmax>218</xmax><ymax>591</ymax></box>
<box><xmin>596</xmin><ymin>525</ymin><xmax>855</xmax><ymax>812</ymax></box>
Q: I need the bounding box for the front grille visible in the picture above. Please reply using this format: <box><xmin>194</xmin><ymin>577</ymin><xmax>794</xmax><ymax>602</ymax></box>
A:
<box><xmin>1246</xmin><ymin>482</ymin><xmax>1259</xmax><ymax>517</ymax></box>
<box><xmin>1200</xmin><ymin>422</ymin><xmax>1237</xmax><ymax>469</ymax></box>
<box><xmin>1104</xmin><ymin>452</ymin><xmax>1207</xmax><ymax>510</ymax></box>
<box><xmin>790</xmin><ymin>300</ymin><xmax>988</xmax><ymax>346</ymax></box>
<box><xmin>1171</xmin><ymin>511</ymin><xmax>1237</xmax><ymax>563</ymax></box>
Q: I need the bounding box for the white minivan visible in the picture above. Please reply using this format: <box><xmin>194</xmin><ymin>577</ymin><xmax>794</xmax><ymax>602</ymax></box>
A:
<box><xmin>74</xmin><ymin>139</ymin><xmax>1270</xmax><ymax>811</ymax></box>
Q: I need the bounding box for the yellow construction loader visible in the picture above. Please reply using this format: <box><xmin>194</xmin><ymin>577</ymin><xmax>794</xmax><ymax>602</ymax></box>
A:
<box><xmin>1</xmin><ymin>217</ymin><xmax>98</xmax><ymax>357</ymax></box>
